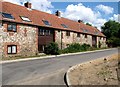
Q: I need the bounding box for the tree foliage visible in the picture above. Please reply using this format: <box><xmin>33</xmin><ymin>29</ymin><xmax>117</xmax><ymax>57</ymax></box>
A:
<box><xmin>101</xmin><ymin>20</ymin><xmax>120</xmax><ymax>47</ymax></box>
<box><xmin>86</xmin><ymin>23</ymin><xmax>92</xmax><ymax>26</ymax></box>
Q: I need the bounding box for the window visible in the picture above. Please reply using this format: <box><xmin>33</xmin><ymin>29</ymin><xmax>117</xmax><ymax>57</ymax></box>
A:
<box><xmin>42</xmin><ymin>20</ymin><xmax>51</xmax><ymax>26</ymax></box>
<box><xmin>66</xmin><ymin>44</ymin><xmax>70</xmax><ymax>47</ymax></box>
<box><xmin>46</xmin><ymin>30</ymin><xmax>51</xmax><ymax>35</ymax></box>
<box><xmin>38</xmin><ymin>45</ymin><xmax>46</xmax><ymax>52</ymax></box>
<box><xmin>38</xmin><ymin>29</ymin><xmax>52</xmax><ymax>36</ymax></box>
<box><xmin>61</xmin><ymin>24</ymin><xmax>68</xmax><ymax>28</ymax></box>
<box><xmin>39</xmin><ymin>29</ymin><xmax>44</xmax><ymax>35</ymax></box>
<box><xmin>66</xmin><ymin>31</ymin><xmax>70</xmax><ymax>36</ymax></box>
<box><xmin>103</xmin><ymin>38</ymin><xmax>105</xmax><ymax>40</ymax></box>
<box><xmin>84</xmin><ymin>29</ymin><xmax>88</xmax><ymax>33</ymax></box>
<box><xmin>61</xmin><ymin>32</ymin><xmax>63</xmax><ymax>39</ymax></box>
<box><xmin>80</xmin><ymin>28</ymin><xmax>84</xmax><ymax>31</ymax></box>
<box><xmin>7</xmin><ymin>23</ymin><xmax>17</xmax><ymax>32</ymax></box>
<box><xmin>7</xmin><ymin>45</ymin><xmax>17</xmax><ymax>54</ymax></box>
<box><xmin>85</xmin><ymin>34</ymin><xmax>87</xmax><ymax>38</ymax></box>
<box><xmin>77</xmin><ymin>33</ymin><xmax>80</xmax><ymax>37</ymax></box>
<box><xmin>0</xmin><ymin>21</ymin><xmax>2</xmax><ymax>28</ymax></box>
<box><xmin>81</xmin><ymin>28</ymin><xmax>89</xmax><ymax>33</ymax></box>
<box><xmin>2</xmin><ymin>13</ymin><xmax>14</xmax><ymax>19</ymax></box>
<box><xmin>20</xmin><ymin>16</ymin><xmax>31</xmax><ymax>22</ymax></box>
<box><xmin>95</xmin><ymin>31</ymin><xmax>99</xmax><ymax>35</ymax></box>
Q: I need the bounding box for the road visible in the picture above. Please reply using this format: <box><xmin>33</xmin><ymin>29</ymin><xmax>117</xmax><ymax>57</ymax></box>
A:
<box><xmin>1</xmin><ymin>48</ymin><xmax>118</xmax><ymax>85</ymax></box>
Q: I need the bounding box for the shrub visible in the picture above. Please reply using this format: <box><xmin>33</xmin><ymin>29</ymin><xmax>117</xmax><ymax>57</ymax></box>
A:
<box><xmin>61</xmin><ymin>43</ymin><xmax>91</xmax><ymax>53</ymax></box>
<box><xmin>44</xmin><ymin>42</ymin><xmax>60</xmax><ymax>55</ymax></box>
<box><xmin>81</xmin><ymin>44</ymin><xmax>91</xmax><ymax>51</ymax></box>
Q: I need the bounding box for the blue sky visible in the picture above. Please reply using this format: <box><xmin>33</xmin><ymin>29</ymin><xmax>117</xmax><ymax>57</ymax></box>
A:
<box><xmin>3</xmin><ymin>0</ymin><xmax>120</xmax><ymax>30</ymax></box>
<box><xmin>51</xmin><ymin>2</ymin><xmax>118</xmax><ymax>20</ymax></box>
<box><xmin>51</xmin><ymin>1</ymin><xmax>119</xmax><ymax>29</ymax></box>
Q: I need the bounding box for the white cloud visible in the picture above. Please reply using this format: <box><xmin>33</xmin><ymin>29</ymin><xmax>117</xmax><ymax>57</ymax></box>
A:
<box><xmin>62</xmin><ymin>3</ymin><xmax>97</xmax><ymax>22</ymax></box>
<box><xmin>110</xmin><ymin>14</ymin><xmax>119</xmax><ymax>22</ymax></box>
<box><xmin>96</xmin><ymin>4</ymin><xmax>114</xmax><ymax>14</ymax></box>
<box><xmin>29</xmin><ymin>0</ymin><xmax>53</xmax><ymax>14</ymax></box>
<box><xmin>4</xmin><ymin>0</ymin><xmax>21</xmax><ymax>5</ymax></box>
<box><xmin>62</xmin><ymin>3</ymin><xmax>107</xmax><ymax>30</ymax></box>
<box><xmin>3</xmin><ymin>0</ymin><xmax>54</xmax><ymax>13</ymax></box>
<box><xmin>93</xmin><ymin>19</ymin><xmax>107</xmax><ymax>30</ymax></box>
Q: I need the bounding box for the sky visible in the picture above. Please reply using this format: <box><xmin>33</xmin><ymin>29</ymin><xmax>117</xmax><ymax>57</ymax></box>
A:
<box><xmin>3</xmin><ymin>0</ymin><xmax>120</xmax><ymax>30</ymax></box>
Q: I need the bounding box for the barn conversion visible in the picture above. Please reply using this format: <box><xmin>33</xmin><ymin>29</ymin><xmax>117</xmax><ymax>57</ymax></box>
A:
<box><xmin>0</xmin><ymin>1</ymin><xmax>106</xmax><ymax>58</ymax></box>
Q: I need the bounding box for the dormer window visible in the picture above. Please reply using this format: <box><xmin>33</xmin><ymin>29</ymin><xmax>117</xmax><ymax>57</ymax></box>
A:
<box><xmin>42</xmin><ymin>20</ymin><xmax>51</xmax><ymax>26</ymax></box>
<box><xmin>20</xmin><ymin>16</ymin><xmax>31</xmax><ymax>22</ymax></box>
<box><xmin>2</xmin><ymin>13</ymin><xmax>14</xmax><ymax>19</ymax></box>
<box><xmin>95</xmin><ymin>31</ymin><xmax>99</xmax><ymax>35</ymax></box>
<box><xmin>61</xmin><ymin>24</ymin><xmax>68</xmax><ymax>28</ymax></box>
<box><xmin>83</xmin><ymin>29</ymin><xmax>88</xmax><ymax>33</ymax></box>
<box><xmin>81</xmin><ymin>28</ymin><xmax>89</xmax><ymax>33</ymax></box>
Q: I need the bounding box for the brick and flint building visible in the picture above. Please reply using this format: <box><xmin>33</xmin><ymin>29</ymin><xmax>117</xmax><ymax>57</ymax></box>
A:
<box><xmin>0</xmin><ymin>1</ymin><xmax>106</xmax><ymax>58</ymax></box>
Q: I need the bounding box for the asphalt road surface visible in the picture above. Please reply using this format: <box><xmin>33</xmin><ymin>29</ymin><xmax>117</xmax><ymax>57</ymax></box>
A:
<box><xmin>1</xmin><ymin>48</ymin><xmax>118</xmax><ymax>85</ymax></box>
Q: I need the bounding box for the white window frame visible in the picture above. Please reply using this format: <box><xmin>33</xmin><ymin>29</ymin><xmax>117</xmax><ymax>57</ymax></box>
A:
<box><xmin>7</xmin><ymin>45</ymin><xmax>17</xmax><ymax>54</ymax></box>
<box><xmin>20</xmin><ymin>16</ymin><xmax>31</xmax><ymax>22</ymax></box>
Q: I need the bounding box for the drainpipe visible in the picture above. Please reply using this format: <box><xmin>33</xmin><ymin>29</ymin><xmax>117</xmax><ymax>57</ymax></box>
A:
<box><xmin>61</xmin><ymin>31</ymin><xmax>63</xmax><ymax>50</ymax></box>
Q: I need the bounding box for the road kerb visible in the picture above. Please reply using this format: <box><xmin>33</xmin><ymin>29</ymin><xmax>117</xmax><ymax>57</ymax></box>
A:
<box><xmin>65</xmin><ymin>53</ymin><xmax>117</xmax><ymax>86</ymax></box>
<box><xmin>1</xmin><ymin>48</ymin><xmax>117</xmax><ymax>64</ymax></box>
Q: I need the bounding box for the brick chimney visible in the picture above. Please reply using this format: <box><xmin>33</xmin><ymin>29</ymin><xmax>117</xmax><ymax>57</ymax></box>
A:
<box><xmin>55</xmin><ymin>10</ymin><xmax>61</xmax><ymax>17</ymax></box>
<box><xmin>24</xmin><ymin>2</ymin><xmax>32</xmax><ymax>9</ymax></box>
<box><xmin>78</xmin><ymin>20</ymin><xmax>83</xmax><ymax>23</ymax></box>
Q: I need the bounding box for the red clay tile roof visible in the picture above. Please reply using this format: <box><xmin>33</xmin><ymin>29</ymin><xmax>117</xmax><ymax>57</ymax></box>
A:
<box><xmin>1</xmin><ymin>1</ymin><xmax>105</xmax><ymax>37</ymax></box>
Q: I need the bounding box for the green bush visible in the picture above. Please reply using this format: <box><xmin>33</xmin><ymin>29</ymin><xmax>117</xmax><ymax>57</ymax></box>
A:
<box><xmin>61</xmin><ymin>43</ymin><xmax>91</xmax><ymax>53</ymax></box>
<box><xmin>44</xmin><ymin>42</ymin><xmax>60</xmax><ymax>55</ymax></box>
<box><xmin>82</xmin><ymin>44</ymin><xmax>91</xmax><ymax>50</ymax></box>
<box><xmin>107</xmin><ymin>37</ymin><xmax>120</xmax><ymax>47</ymax></box>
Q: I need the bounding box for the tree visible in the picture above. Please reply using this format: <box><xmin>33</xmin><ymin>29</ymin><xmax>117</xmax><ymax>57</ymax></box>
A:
<box><xmin>86</xmin><ymin>23</ymin><xmax>92</xmax><ymax>26</ymax></box>
<box><xmin>94</xmin><ymin>26</ymin><xmax>97</xmax><ymax>29</ymax></box>
<box><xmin>101</xmin><ymin>20</ymin><xmax>120</xmax><ymax>47</ymax></box>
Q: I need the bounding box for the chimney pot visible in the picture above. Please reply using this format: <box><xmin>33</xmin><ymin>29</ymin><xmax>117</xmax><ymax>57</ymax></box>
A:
<box><xmin>55</xmin><ymin>10</ymin><xmax>61</xmax><ymax>17</ymax></box>
<box><xmin>78</xmin><ymin>20</ymin><xmax>83</xmax><ymax>23</ymax></box>
<box><xmin>24</xmin><ymin>2</ymin><xmax>31</xmax><ymax>9</ymax></box>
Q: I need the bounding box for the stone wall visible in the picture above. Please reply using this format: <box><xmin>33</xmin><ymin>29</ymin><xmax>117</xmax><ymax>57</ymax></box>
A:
<box><xmin>55</xmin><ymin>30</ymin><xmax>106</xmax><ymax>49</ymax></box>
<box><xmin>1</xmin><ymin>22</ymin><xmax>107</xmax><ymax>58</ymax></box>
<box><xmin>55</xmin><ymin>30</ymin><xmax>62</xmax><ymax>49</ymax></box>
<box><xmin>62</xmin><ymin>31</ymin><xmax>74</xmax><ymax>48</ymax></box>
<box><xmin>97</xmin><ymin>37</ymin><xmax>106</xmax><ymax>48</ymax></box>
<box><xmin>0</xmin><ymin>25</ymin><xmax>4</xmax><ymax>58</ymax></box>
<box><xmin>1</xmin><ymin>22</ymin><xmax>38</xmax><ymax>58</ymax></box>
